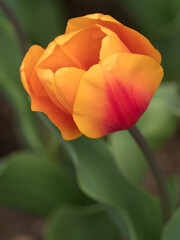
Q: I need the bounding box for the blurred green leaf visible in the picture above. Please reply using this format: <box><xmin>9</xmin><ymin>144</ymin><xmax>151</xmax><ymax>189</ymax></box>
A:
<box><xmin>0</xmin><ymin>151</ymin><xmax>89</xmax><ymax>216</ymax></box>
<box><xmin>37</xmin><ymin>115</ymin><xmax>162</xmax><ymax>239</ymax></box>
<box><xmin>37</xmin><ymin>112</ymin><xmax>78</xmax><ymax>161</ymax></box>
<box><xmin>137</xmin><ymin>83</ymin><xmax>179</xmax><ymax>147</ymax></box>
<box><xmin>160</xmin><ymin>33</ymin><xmax>180</xmax><ymax>81</ymax></box>
<box><xmin>45</xmin><ymin>204</ymin><xmax>119</xmax><ymax>240</ymax></box>
<box><xmin>162</xmin><ymin>207</ymin><xmax>180</xmax><ymax>240</ymax></box>
<box><xmin>167</xmin><ymin>177</ymin><xmax>179</xmax><ymax>213</ymax></box>
<box><xmin>0</xmin><ymin>18</ymin><xmax>21</xmax><ymax>82</ymax></box>
<box><xmin>70</xmin><ymin>137</ymin><xmax>162</xmax><ymax>240</ymax></box>
<box><xmin>116</xmin><ymin>0</ymin><xmax>180</xmax><ymax>38</ymax></box>
<box><xmin>151</xmin><ymin>82</ymin><xmax>180</xmax><ymax>117</ymax></box>
<box><xmin>0</xmin><ymin>17</ymin><xmax>43</xmax><ymax>150</ymax></box>
<box><xmin>2</xmin><ymin>0</ymin><xmax>67</xmax><ymax>47</ymax></box>
<box><xmin>108</xmin><ymin>208</ymin><xmax>137</xmax><ymax>240</ymax></box>
<box><xmin>109</xmin><ymin>83</ymin><xmax>179</xmax><ymax>183</ymax></box>
<box><xmin>109</xmin><ymin>131</ymin><xmax>145</xmax><ymax>184</ymax></box>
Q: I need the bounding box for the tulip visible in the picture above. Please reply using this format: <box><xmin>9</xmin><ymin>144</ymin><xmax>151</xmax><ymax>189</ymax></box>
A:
<box><xmin>20</xmin><ymin>13</ymin><xmax>163</xmax><ymax>140</ymax></box>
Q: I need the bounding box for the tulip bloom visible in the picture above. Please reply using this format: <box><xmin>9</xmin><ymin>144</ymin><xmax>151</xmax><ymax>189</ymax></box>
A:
<box><xmin>20</xmin><ymin>13</ymin><xmax>163</xmax><ymax>140</ymax></box>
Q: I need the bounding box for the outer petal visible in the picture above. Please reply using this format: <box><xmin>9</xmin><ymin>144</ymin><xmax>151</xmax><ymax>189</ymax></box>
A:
<box><xmin>20</xmin><ymin>46</ymin><xmax>82</xmax><ymax>141</ymax></box>
<box><xmin>31</xmin><ymin>96</ymin><xmax>82</xmax><ymax>140</ymax></box>
<box><xmin>66</xmin><ymin>14</ymin><xmax>105</xmax><ymax>33</ymax></box>
<box><xmin>66</xmin><ymin>14</ymin><xmax>161</xmax><ymax>63</ymax></box>
<box><xmin>73</xmin><ymin>53</ymin><xmax>163</xmax><ymax>138</ymax></box>
<box><xmin>20</xmin><ymin>45</ymin><xmax>44</xmax><ymax>94</ymax></box>
<box><xmin>36</xmin><ymin>68</ymin><xmax>67</xmax><ymax>112</ymax></box>
<box><xmin>30</xmin><ymin>33</ymin><xmax>85</xmax><ymax>96</ymax></box>
<box><xmin>54</xmin><ymin>67</ymin><xmax>85</xmax><ymax>113</ymax></box>
<box><xmin>34</xmin><ymin>68</ymin><xmax>82</xmax><ymax>140</ymax></box>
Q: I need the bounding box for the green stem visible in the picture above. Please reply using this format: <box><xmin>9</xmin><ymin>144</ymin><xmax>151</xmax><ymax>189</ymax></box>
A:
<box><xmin>128</xmin><ymin>126</ymin><xmax>171</xmax><ymax>223</ymax></box>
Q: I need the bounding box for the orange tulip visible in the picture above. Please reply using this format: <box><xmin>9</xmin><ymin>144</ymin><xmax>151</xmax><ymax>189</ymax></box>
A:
<box><xmin>20</xmin><ymin>13</ymin><xmax>163</xmax><ymax>140</ymax></box>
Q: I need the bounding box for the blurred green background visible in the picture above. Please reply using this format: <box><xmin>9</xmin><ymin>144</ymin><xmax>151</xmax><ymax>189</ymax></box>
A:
<box><xmin>0</xmin><ymin>0</ymin><xmax>180</xmax><ymax>239</ymax></box>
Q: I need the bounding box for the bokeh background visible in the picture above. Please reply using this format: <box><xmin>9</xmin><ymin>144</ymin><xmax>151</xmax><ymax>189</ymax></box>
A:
<box><xmin>0</xmin><ymin>0</ymin><xmax>180</xmax><ymax>239</ymax></box>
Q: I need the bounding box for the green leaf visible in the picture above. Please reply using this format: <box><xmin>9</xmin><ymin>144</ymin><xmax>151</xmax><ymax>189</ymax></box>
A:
<box><xmin>109</xmin><ymin>83</ymin><xmax>179</xmax><ymax>183</ymax></box>
<box><xmin>109</xmin><ymin>130</ymin><xmax>146</xmax><ymax>184</ymax></box>
<box><xmin>70</xmin><ymin>137</ymin><xmax>162</xmax><ymax>240</ymax></box>
<box><xmin>0</xmin><ymin>151</ymin><xmax>90</xmax><ymax>216</ymax></box>
<box><xmin>3</xmin><ymin>0</ymin><xmax>67</xmax><ymax>47</ymax></box>
<box><xmin>37</xmin><ymin>112</ymin><xmax>77</xmax><ymax>161</ymax></box>
<box><xmin>116</xmin><ymin>0</ymin><xmax>180</xmax><ymax>38</ymax></box>
<box><xmin>0</xmin><ymin>18</ymin><xmax>21</xmax><ymax>82</ymax></box>
<box><xmin>160</xmin><ymin>33</ymin><xmax>180</xmax><ymax>81</ymax></box>
<box><xmin>34</xmin><ymin>110</ymin><xmax>162</xmax><ymax>239</ymax></box>
<box><xmin>108</xmin><ymin>208</ymin><xmax>137</xmax><ymax>240</ymax></box>
<box><xmin>45</xmin><ymin>204</ymin><xmax>119</xmax><ymax>240</ymax></box>
<box><xmin>162</xmin><ymin>208</ymin><xmax>180</xmax><ymax>240</ymax></box>
<box><xmin>35</xmin><ymin>116</ymin><xmax>162</xmax><ymax>239</ymax></box>
<box><xmin>0</xmin><ymin>17</ymin><xmax>43</xmax><ymax>150</ymax></box>
<box><xmin>137</xmin><ymin>83</ymin><xmax>179</xmax><ymax>147</ymax></box>
<box><xmin>167</xmin><ymin>177</ymin><xmax>179</xmax><ymax>213</ymax></box>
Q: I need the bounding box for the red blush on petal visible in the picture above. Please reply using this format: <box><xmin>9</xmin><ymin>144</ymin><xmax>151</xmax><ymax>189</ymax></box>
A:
<box><xmin>103</xmin><ymin>77</ymin><xmax>149</xmax><ymax>134</ymax></box>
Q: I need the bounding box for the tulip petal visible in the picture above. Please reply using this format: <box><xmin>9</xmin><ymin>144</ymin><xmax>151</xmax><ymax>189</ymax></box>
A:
<box><xmin>37</xmin><ymin>45</ymin><xmax>78</xmax><ymax>72</ymax></box>
<box><xmin>36</xmin><ymin>68</ymin><xmax>67</xmax><ymax>112</ymax></box>
<box><xmin>99</xmin><ymin>26</ymin><xmax>130</xmax><ymax>60</ymax></box>
<box><xmin>66</xmin><ymin>14</ymin><xmax>161</xmax><ymax>63</ymax></box>
<box><xmin>54</xmin><ymin>67</ymin><xmax>85</xmax><ymax>113</ymax></box>
<box><xmin>31</xmin><ymin>96</ymin><xmax>82</xmax><ymax>140</ymax></box>
<box><xmin>36</xmin><ymin>31</ymin><xmax>82</xmax><ymax>70</ymax></box>
<box><xmin>73</xmin><ymin>52</ymin><xmax>163</xmax><ymax>138</ymax></box>
<box><xmin>38</xmin><ymin>25</ymin><xmax>106</xmax><ymax>72</ymax></box>
<box><xmin>20</xmin><ymin>45</ymin><xmax>44</xmax><ymax>94</ymax></box>
<box><xmin>31</xmin><ymin>38</ymin><xmax>84</xmax><ymax>96</ymax></box>
<box><xmin>20</xmin><ymin>47</ymin><xmax>82</xmax><ymax>140</ymax></box>
<box><xmin>59</xmin><ymin>24</ymin><xmax>106</xmax><ymax>70</ymax></box>
<box><xmin>34</xmin><ymin>68</ymin><xmax>82</xmax><ymax>140</ymax></box>
<box><xmin>65</xmin><ymin>14</ymin><xmax>105</xmax><ymax>33</ymax></box>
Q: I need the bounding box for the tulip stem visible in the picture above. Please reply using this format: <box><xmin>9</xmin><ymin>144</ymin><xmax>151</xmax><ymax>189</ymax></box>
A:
<box><xmin>128</xmin><ymin>126</ymin><xmax>171</xmax><ymax>223</ymax></box>
<box><xmin>0</xmin><ymin>0</ymin><xmax>27</xmax><ymax>55</ymax></box>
